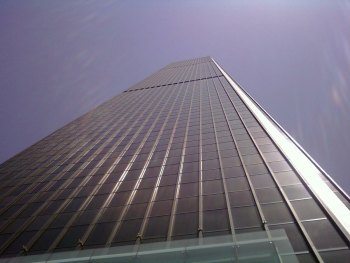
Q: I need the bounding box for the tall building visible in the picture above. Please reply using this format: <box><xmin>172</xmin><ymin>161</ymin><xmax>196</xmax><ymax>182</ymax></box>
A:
<box><xmin>0</xmin><ymin>57</ymin><xmax>349</xmax><ymax>263</ymax></box>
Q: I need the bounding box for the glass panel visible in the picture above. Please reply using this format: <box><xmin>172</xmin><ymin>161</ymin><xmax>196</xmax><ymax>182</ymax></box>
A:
<box><xmin>202</xmin><ymin>169</ymin><xmax>221</xmax><ymax>181</ymax></box>
<box><xmin>202</xmin><ymin>180</ymin><xmax>223</xmax><ymax>195</ymax></box>
<box><xmin>125</xmin><ymin>203</ymin><xmax>148</xmax><ymax>220</ymax></box>
<box><xmin>176</xmin><ymin>197</ymin><xmax>198</xmax><ymax>214</ymax></box>
<box><xmin>274</xmin><ymin>171</ymin><xmax>301</xmax><ymax>186</ymax></box>
<box><xmin>320</xmin><ymin>249</ymin><xmax>350</xmax><ymax>263</ymax></box>
<box><xmin>203</xmin><ymin>209</ymin><xmax>229</xmax><ymax>232</ymax></box>
<box><xmin>291</xmin><ymin>199</ymin><xmax>325</xmax><ymax>220</ymax></box>
<box><xmin>113</xmin><ymin>219</ymin><xmax>143</xmax><ymax>243</ymax></box>
<box><xmin>262</xmin><ymin>203</ymin><xmax>294</xmax><ymax>224</ymax></box>
<box><xmin>30</xmin><ymin>228</ymin><xmax>61</xmax><ymax>251</ymax></box>
<box><xmin>85</xmin><ymin>222</ymin><xmax>115</xmax><ymax>246</ymax></box>
<box><xmin>250</xmin><ymin>174</ymin><xmax>275</xmax><ymax>189</ymax></box>
<box><xmin>203</xmin><ymin>194</ymin><xmax>226</xmax><ymax>211</ymax></box>
<box><xmin>173</xmin><ymin>212</ymin><xmax>198</xmax><ymax>236</ymax></box>
<box><xmin>303</xmin><ymin>219</ymin><xmax>347</xmax><ymax>250</ymax></box>
<box><xmin>228</xmin><ymin>191</ymin><xmax>255</xmax><ymax>207</ymax></box>
<box><xmin>255</xmin><ymin>188</ymin><xmax>283</xmax><ymax>203</ymax></box>
<box><xmin>99</xmin><ymin>206</ymin><xmax>123</xmax><ymax>223</ymax></box>
<box><xmin>283</xmin><ymin>184</ymin><xmax>311</xmax><ymax>200</ymax></box>
<box><xmin>178</xmin><ymin>183</ymin><xmax>198</xmax><ymax>198</ymax></box>
<box><xmin>226</xmin><ymin>177</ymin><xmax>249</xmax><ymax>192</ymax></box>
<box><xmin>269</xmin><ymin>223</ymin><xmax>309</xmax><ymax>252</ymax></box>
<box><xmin>57</xmin><ymin>225</ymin><xmax>88</xmax><ymax>249</ymax></box>
<box><xmin>155</xmin><ymin>186</ymin><xmax>176</xmax><ymax>201</ymax></box>
<box><xmin>132</xmin><ymin>189</ymin><xmax>153</xmax><ymax>204</ymax></box>
<box><xmin>231</xmin><ymin>206</ymin><xmax>261</xmax><ymax>229</ymax></box>
<box><xmin>144</xmin><ymin>216</ymin><xmax>170</xmax><ymax>239</ymax></box>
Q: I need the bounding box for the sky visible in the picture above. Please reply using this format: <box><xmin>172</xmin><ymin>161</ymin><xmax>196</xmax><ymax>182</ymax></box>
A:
<box><xmin>0</xmin><ymin>0</ymin><xmax>349</xmax><ymax>194</ymax></box>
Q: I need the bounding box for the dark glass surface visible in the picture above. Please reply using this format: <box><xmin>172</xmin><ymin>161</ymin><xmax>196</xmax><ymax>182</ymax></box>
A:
<box><xmin>0</xmin><ymin>57</ymin><xmax>348</xmax><ymax>260</ymax></box>
<box><xmin>303</xmin><ymin>219</ymin><xmax>347</xmax><ymax>249</ymax></box>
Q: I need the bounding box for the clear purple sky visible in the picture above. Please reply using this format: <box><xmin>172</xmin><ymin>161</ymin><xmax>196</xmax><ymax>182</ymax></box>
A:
<box><xmin>1</xmin><ymin>1</ymin><xmax>349</xmax><ymax>194</ymax></box>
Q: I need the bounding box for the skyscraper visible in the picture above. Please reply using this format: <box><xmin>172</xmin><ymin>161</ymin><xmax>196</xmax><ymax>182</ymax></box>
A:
<box><xmin>0</xmin><ymin>57</ymin><xmax>349</xmax><ymax>262</ymax></box>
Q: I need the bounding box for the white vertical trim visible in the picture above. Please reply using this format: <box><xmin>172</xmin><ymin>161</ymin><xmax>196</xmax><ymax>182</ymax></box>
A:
<box><xmin>212</xmin><ymin>58</ymin><xmax>350</xmax><ymax>241</ymax></box>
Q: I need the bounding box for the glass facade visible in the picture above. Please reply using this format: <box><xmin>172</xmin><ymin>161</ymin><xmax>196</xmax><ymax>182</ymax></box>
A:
<box><xmin>0</xmin><ymin>57</ymin><xmax>349</xmax><ymax>262</ymax></box>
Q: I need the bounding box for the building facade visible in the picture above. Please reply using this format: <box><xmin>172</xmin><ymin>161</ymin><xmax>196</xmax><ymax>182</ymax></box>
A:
<box><xmin>0</xmin><ymin>57</ymin><xmax>349</xmax><ymax>262</ymax></box>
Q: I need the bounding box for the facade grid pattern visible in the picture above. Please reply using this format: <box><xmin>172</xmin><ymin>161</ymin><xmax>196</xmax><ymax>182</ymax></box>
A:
<box><xmin>0</xmin><ymin>57</ymin><xmax>349</xmax><ymax>262</ymax></box>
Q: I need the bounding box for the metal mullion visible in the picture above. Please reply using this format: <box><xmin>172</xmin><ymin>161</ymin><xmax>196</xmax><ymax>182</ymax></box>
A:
<box><xmin>163</xmin><ymin>68</ymin><xmax>174</xmax><ymax>86</ymax></box>
<box><xmin>191</xmin><ymin>61</ymin><xmax>197</xmax><ymax>80</ymax></box>
<box><xmin>44</xmin><ymin>88</ymin><xmax>172</xmax><ymax>251</ymax></box>
<box><xmin>155</xmin><ymin>69</ymin><xmax>164</xmax><ymax>87</ymax></box>
<box><xmin>22</xmin><ymin>91</ymin><xmax>154</xmax><ymax>250</ymax></box>
<box><xmin>183</xmin><ymin>64</ymin><xmax>193</xmax><ymax>83</ymax></box>
<box><xmin>206</xmin><ymin>79</ymin><xmax>236</xmax><ymax>242</ymax></box>
<box><xmin>165</xmin><ymin>65</ymin><xmax>179</xmax><ymax>86</ymax></box>
<box><xmin>0</xmin><ymin>119</ymin><xmax>115</xmax><ymax>234</ymax></box>
<box><xmin>198</xmin><ymin>80</ymin><xmax>204</xmax><ymax>238</ymax></box>
<box><xmin>183</xmin><ymin>64</ymin><xmax>193</xmax><ymax>82</ymax></box>
<box><xmin>105</xmin><ymin>87</ymin><xmax>179</xmax><ymax>246</ymax></box>
<box><xmin>193</xmin><ymin>59</ymin><xmax>200</xmax><ymax>80</ymax></box>
<box><xmin>180</xmin><ymin>66</ymin><xmax>188</xmax><ymax>83</ymax></box>
<box><xmin>206</xmin><ymin>60</ymin><xmax>215</xmax><ymax>78</ymax></box>
<box><xmin>0</xmin><ymin>118</ymin><xmax>100</xmax><ymax>200</ymax></box>
<box><xmin>211</xmin><ymin>78</ymin><xmax>268</xmax><ymax>225</ymax></box>
<box><xmin>158</xmin><ymin>68</ymin><xmax>168</xmax><ymax>86</ymax></box>
<box><xmin>167</xmin><ymin>81</ymin><xmax>195</xmax><ymax>240</ymax></box>
<box><xmin>82</xmin><ymin>84</ymin><xmax>183</xmax><ymax>246</ymax></box>
<box><xmin>0</xmin><ymin>121</ymin><xmax>122</xmax><ymax>254</ymax></box>
<box><xmin>0</xmin><ymin>142</ymin><xmax>66</xmax><ymax>197</ymax></box>
<box><xmin>217</xmin><ymin>76</ymin><xmax>324</xmax><ymax>263</ymax></box>
<box><xmin>0</xmin><ymin>138</ymin><xmax>67</xmax><ymax>183</ymax></box>
<box><xmin>214</xmin><ymin>58</ymin><xmax>350</xmax><ymax>238</ymax></box>
<box><xmin>151</xmin><ymin>70</ymin><xmax>161</xmax><ymax>88</ymax></box>
<box><xmin>0</xmin><ymin>92</ymin><xmax>141</xmax><ymax>219</ymax></box>
<box><xmin>185</xmin><ymin>63</ymin><xmax>196</xmax><ymax>82</ymax></box>
<box><xmin>172</xmin><ymin>64</ymin><xmax>190</xmax><ymax>86</ymax></box>
<box><xmin>0</xmin><ymin>93</ymin><xmax>137</xmax><ymax>202</ymax></box>
<box><xmin>138</xmin><ymin>83</ymin><xmax>190</xmax><ymax>240</ymax></box>
<box><xmin>184</xmin><ymin>64</ymin><xmax>194</xmax><ymax>82</ymax></box>
<box><xmin>165</xmin><ymin>67</ymin><xmax>176</xmax><ymax>86</ymax></box>
<box><xmin>211</xmin><ymin>77</ymin><xmax>288</xmax><ymax>263</ymax></box>
<box><xmin>199</xmin><ymin>61</ymin><xmax>204</xmax><ymax>80</ymax></box>
<box><xmin>3</xmin><ymin>90</ymin><xmax>157</xmax><ymax>254</ymax></box>
<box><xmin>204</xmin><ymin>62</ymin><xmax>210</xmax><ymax>78</ymax></box>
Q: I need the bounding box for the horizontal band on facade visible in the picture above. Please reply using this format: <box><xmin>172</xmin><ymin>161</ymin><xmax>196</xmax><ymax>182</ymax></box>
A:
<box><xmin>124</xmin><ymin>75</ymin><xmax>224</xmax><ymax>93</ymax></box>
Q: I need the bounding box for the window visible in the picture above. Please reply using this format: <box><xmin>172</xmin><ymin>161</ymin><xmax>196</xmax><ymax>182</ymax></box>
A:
<box><xmin>250</xmin><ymin>174</ymin><xmax>275</xmax><ymax>189</ymax></box>
<box><xmin>226</xmin><ymin>177</ymin><xmax>249</xmax><ymax>192</ymax></box>
<box><xmin>303</xmin><ymin>219</ymin><xmax>347</xmax><ymax>249</ymax></box>
<box><xmin>176</xmin><ymin>197</ymin><xmax>198</xmax><ymax>214</ymax></box>
<box><xmin>203</xmin><ymin>180</ymin><xmax>223</xmax><ymax>195</ymax></box>
<box><xmin>113</xmin><ymin>219</ymin><xmax>142</xmax><ymax>243</ymax></box>
<box><xmin>203</xmin><ymin>194</ymin><xmax>226</xmax><ymax>211</ymax></box>
<box><xmin>262</xmin><ymin>203</ymin><xmax>293</xmax><ymax>224</ymax></box>
<box><xmin>203</xmin><ymin>209</ymin><xmax>229</xmax><ymax>232</ymax></box>
<box><xmin>178</xmin><ymin>183</ymin><xmax>198</xmax><ymax>198</ymax></box>
<box><xmin>144</xmin><ymin>216</ymin><xmax>170</xmax><ymax>239</ymax></box>
<box><xmin>291</xmin><ymin>199</ymin><xmax>325</xmax><ymax>221</ymax></box>
<box><xmin>231</xmin><ymin>206</ymin><xmax>261</xmax><ymax>229</ymax></box>
<box><xmin>125</xmin><ymin>203</ymin><xmax>148</xmax><ymax>220</ymax></box>
<box><xmin>229</xmin><ymin>191</ymin><xmax>255</xmax><ymax>207</ymax></box>
<box><xmin>283</xmin><ymin>184</ymin><xmax>310</xmax><ymax>200</ymax></box>
<box><xmin>57</xmin><ymin>225</ymin><xmax>88</xmax><ymax>249</ymax></box>
<box><xmin>150</xmin><ymin>200</ymin><xmax>173</xmax><ymax>217</ymax></box>
<box><xmin>173</xmin><ymin>212</ymin><xmax>198</xmax><ymax>236</ymax></box>
<box><xmin>85</xmin><ymin>222</ymin><xmax>115</xmax><ymax>246</ymax></box>
<box><xmin>255</xmin><ymin>188</ymin><xmax>283</xmax><ymax>203</ymax></box>
<box><xmin>31</xmin><ymin>228</ymin><xmax>61</xmax><ymax>251</ymax></box>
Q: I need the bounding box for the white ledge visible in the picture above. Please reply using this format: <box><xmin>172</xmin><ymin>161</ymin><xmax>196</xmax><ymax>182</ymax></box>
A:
<box><xmin>212</xmin><ymin>58</ymin><xmax>350</xmax><ymax>241</ymax></box>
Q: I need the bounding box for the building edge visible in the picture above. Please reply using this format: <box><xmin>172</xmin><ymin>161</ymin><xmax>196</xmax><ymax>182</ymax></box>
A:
<box><xmin>211</xmin><ymin>58</ymin><xmax>350</xmax><ymax>243</ymax></box>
